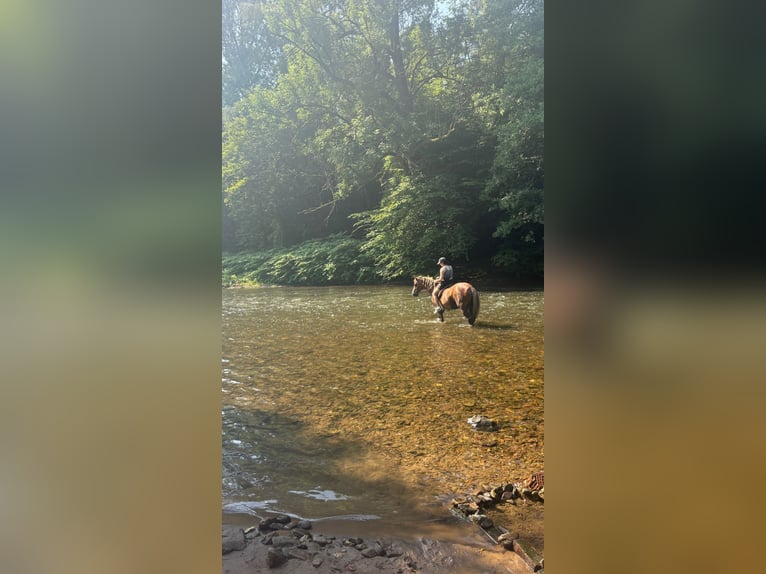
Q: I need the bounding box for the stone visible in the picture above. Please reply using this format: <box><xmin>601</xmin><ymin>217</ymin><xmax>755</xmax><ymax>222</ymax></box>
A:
<box><xmin>311</xmin><ymin>555</ymin><xmax>323</xmax><ymax>568</ymax></box>
<box><xmin>497</xmin><ymin>532</ymin><xmax>519</xmax><ymax>550</ymax></box>
<box><xmin>469</xmin><ymin>513</ymin><xmax>488</xmax><ymax>524</ymax></box>
<box><xmin>275</xmin><ymin>514</ymin><xmax>292</xmax><ymax>524</ymax></box>
<box><xmin>479</xmin><ymin>517</ymin><xmax>494</xmax><ymax>529</ymax></box>
<box><xmin>298</xmin><ymin>520</ymin><xmax>312</xmax><ymax>530</ymax></box>
<box><xmin>266</xmin><ymin>548</ymin><xmax>288</xmax><ymax>568</ymax></box>
<box><xmin>385</xmin><ymin>544</ymin><xmax>404</xmax><ymax>558</ymax></box>
<box><xmin>361</xmin><ymin>547</ymin><xmax>379</xmax><ymax>558</ymax></box>
<box><xmin>313</xmin><ymin>534</ymin><xmax>329</xmax><ymax>546</ymax></box>
<box><xmin>286</xmin><ymin>548</ymin><xmax>309</xmax><ymax>561</ymax></box>
<box><xmin>258</xmin><ymin>518</ymin><xmax>277</xmax><ymax>531</ymax></box>
<box><xmin>269</xmin><ymin>522</ymin><xmax>285</xmax><ymax>530</ymax></box>
<box><xmin>467</xmin><ymin>415</ymin><xmax>499</xmax><ymax>431</ymax></box>
<box><xmin>271</xmin><ymin>535</ymin><xmax>296</xmax><ymax>548</ymax></box>
<box><xmin>222</xmin><ymin>526</ymin><xmax>247</xmax><ymax>555</ymax></box>
<box><xmin>260</xmin><ymin>532</ymin><xmax>275</xmax><ymax>545</ymax></box>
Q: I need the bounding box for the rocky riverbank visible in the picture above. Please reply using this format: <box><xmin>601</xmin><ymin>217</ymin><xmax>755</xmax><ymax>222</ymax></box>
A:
<box><xmin>223</xmin><ymin>473</ymin><xmax>544</xmax><ymax>573</ymax></box>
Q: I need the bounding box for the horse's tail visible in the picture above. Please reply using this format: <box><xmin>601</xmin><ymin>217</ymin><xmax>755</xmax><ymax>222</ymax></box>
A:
<box><xmin>469</xmin><ymin>287</ymin><xmax>480</xmax><ymax>325</ymax></box>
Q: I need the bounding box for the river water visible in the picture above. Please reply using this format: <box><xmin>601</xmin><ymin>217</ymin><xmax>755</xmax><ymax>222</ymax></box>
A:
<box><xmin>222</xmin><ymin>285</ymin><xmax>543</xmax><ymax>543</ymax></box>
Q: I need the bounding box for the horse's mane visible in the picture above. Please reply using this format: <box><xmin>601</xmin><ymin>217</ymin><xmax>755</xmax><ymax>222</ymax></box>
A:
<box><xmin>414</xmin><ymin>276</ymin><xmax>436</xmax><ymax>290</ymax></box>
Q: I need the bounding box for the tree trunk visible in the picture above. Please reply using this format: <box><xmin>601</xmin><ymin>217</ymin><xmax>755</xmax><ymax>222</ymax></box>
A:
<box><xmin>388</xmin><ymin>2</ymin><xmax>413</xmax><ymax>113</ymax></box>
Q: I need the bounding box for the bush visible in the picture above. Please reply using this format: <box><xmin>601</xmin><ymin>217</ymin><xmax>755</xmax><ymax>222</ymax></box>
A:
<box><xmin>222</xmin><ymin>235</ymin><xmax>379</xmax><ymax>286</ymax></box>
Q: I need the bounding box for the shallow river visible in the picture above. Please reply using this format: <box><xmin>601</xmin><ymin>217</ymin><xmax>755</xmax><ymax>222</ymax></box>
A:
<box><xmin>222</xmin><ymin>285</ymin><xmax>543</xmax><ymax>543</ymax></box>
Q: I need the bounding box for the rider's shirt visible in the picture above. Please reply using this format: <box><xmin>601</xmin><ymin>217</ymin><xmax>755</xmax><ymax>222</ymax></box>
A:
<box><xmin>438</xmin><ymin>265</ymin><xmax>453</xmax><ymax>286</ymax></box>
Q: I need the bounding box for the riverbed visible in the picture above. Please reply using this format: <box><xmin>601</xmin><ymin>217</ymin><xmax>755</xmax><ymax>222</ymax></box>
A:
<box><xmin>222</xmin><ymin>285</ymin><xmax>543</xmax><ymax>551</ymax></box>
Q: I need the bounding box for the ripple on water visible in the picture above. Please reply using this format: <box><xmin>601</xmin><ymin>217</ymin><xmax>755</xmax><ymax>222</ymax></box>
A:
<box><xmin>222</xmin><ymin>286</ymin><xmax>543</xmax><ymax>527</ymax></box>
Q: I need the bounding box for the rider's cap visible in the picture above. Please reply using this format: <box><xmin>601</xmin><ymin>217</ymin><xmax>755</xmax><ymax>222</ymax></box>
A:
<box><xmin>437</xmin><ymin>257</ymin><xmax>447</xmax><ymax>264</ymax></box>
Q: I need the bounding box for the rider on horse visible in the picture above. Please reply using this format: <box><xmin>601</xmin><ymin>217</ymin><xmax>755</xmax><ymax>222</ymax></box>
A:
<box><xmin>433</xmin><ymin>257</ymin><xmax>454</xmax><ymax>313</ymax></box>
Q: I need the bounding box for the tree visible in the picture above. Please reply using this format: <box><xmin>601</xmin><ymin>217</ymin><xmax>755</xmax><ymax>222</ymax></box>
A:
<box><xmin>222</xmin><ymin>0</ymin><xmax>544</xmax><ymax>280</ymax></box>
<box><xmin>477</xmin><ymin>0</ymin><xmax>544</xmax><ymax>276</ymax></box>
<box><xmin>222</xmin><ymin>0</ymin><xmax>285</xmax><ymax>107</ymax></box>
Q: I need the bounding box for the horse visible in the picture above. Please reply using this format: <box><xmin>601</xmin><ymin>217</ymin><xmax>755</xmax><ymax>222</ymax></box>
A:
<box><xmin>411</xmin><ymin>276</ymin><xmax>480</xmax><ymax>325</ymax></box>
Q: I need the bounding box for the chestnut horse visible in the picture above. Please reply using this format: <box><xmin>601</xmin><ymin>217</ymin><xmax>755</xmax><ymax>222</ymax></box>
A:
<box><xmin>411</xmin><ymin>276</ymin><xmax>480</xmax><ymax>325</ymax></box>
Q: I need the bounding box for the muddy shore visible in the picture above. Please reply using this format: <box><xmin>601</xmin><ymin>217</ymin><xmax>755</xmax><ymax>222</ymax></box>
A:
<box><xmin>223</xmin><ymin>476</ymin><xmax>544</xmax><ymax>573</ymax></box>
<box><xmin>223</xmin><ymin>517</ymin><xmax>538</xmax><ymax>574</ymax></box>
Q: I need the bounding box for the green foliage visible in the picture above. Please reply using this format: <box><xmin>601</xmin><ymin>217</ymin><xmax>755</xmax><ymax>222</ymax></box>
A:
<box><xmin>222</xmin><ymin>0</ymin><xmax>544</xmax><ymax>282</ymax></box>
<box><xmin>479</xmin><ymin>0</ymin><xmax>545</xmax><ymax>275</ymax></box>
<box><xmin>222</xmin><ymin>235</ymin><xmax>378</xmax><ymax>286</ymax></box>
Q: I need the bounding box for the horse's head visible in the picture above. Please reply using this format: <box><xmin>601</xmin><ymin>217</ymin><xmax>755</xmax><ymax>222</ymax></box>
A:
<box><xmin>411</xmin><ymin>276</ymin><xmax>433</xmax><ymax>296</ymax></box>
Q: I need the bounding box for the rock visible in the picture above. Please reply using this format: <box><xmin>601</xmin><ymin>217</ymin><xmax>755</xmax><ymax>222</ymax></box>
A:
<box><xmin>361</xmin><ymin>547</ymin><xmax>379</xmax><ymax>558</ymax></box>
<box><xmin>298</xmin><ymin>520</ymin><xmax>312</xmax><ymax>530</ymax></box>
<box><xmin>343</xmin><ymin>537</ymin><xmax>360</xmax><ymax>546</ymax></box>
<box><xmin>258</xmin><ymin>517</ymin><xmax>277</xmax><ymax>531</ymax></box>
<box><xmin>271</xmin><ymin>535</ymin><xmax>296</xmax><ymax>548</ymax></box>
<box><xmin>286</xmin><ymin>548</ymin><xmax>308</xmax><ymax>561</ymax></box>
<box><xmin>478</xmin><ymin>493</ymin><xmax>495</xmax><ymax>504</ymax></box>
<box><xmin>266</xmin><ymin>548</ymin><xmax>288</xmax><ymax>568</ymax></box>
<box><xmin>275</xmin><ymin>514</ymin><xmax>292</xmax><ymax>524</ymax></box>
<box><xmin>468</xmin><ymin>513</ymin><xmax>493</xmax><ymax>529</ymax></box>
<box><xmin>467</xmin><ymin>415</ymin><xmax>499</xmax><ymax>431</ymax></box>
<box><xmin>313</xmin><ymin>534</ymin><xmax>329</xmax><ymax>546</ymax></box>
<box><xmin>497</xmin><ymin>532</ymin><xmax>519</xmax><ymax>550</ymax></box>
<box><xmin>479</xmin><ymin>517</ymin><xmax>494</xmax><ymax>529</ymax></box>
<box><xmin>526</xmin><ymin>471</ymin><xmax>544</xmax><ymax>491</ymax></box>
<box><xmin>260</xmin><ymin>532</ymin><xmax>275</xmax><ymax>545</ymax></box>
<box><xmin>311</xmin><ymin>555</ymin><xmax>323</xmax><ymax>568</ymax></box>
<box><xmin>222</xmin><ymin>526</ymin><xmax>247</xmax><ymax>554</ymax></box>
<box><xmin>385</xmin><ymin>544</ymin><xmax>404</xmax><ymax>558</ymax></box>
<box><xmin>269</xmin><ymin>522</ymin><xmax>285</xmax><ymax>530</ymax></box>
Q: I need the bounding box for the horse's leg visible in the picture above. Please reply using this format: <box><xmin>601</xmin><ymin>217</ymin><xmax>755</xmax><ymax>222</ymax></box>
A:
<box><xmin>433</xmin><ymin>291</ymin><xmax>445</xmax><ymax>321</ymax></box>
<box><xmin>466</xmin><ymin>291</ymin><xmax>479</xmax><ymax>325</ymax></box>
<box><xmin>455</xmin><ymin>290</ymin><xmax>474</xmax><ymax>325</ymax></box>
